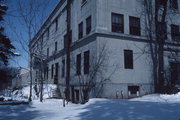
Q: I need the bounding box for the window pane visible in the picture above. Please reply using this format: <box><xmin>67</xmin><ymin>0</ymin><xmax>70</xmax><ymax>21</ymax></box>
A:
<box><xmin>124</xmin><ymin>50</ymin><xmax>133</xmax><ymax>69</ymax></box>
<box><xmin>84</xmin><ymin>50</ymin><xmax>90</xmax><ymax>74</ymax></box>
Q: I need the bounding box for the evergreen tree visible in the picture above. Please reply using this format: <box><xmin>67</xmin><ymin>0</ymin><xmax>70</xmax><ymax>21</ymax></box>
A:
<box><xmin>0</xmin><ymin>0</ymin><xmax>15</xmax><ymax>66</ymax></box>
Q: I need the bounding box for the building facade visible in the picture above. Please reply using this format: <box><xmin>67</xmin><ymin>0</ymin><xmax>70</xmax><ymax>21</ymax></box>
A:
<box><xmin>29</xmin><ymin>0</ymin><xmax>180</xmax><ymax>102</ymax></box>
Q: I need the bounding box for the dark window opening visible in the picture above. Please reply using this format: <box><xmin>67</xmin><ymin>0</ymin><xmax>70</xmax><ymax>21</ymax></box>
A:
<box><xmin>54</xmin><ymin>63</ymin><xmax>59</xmax><ymax>84</ymax></box>
<box><xmin>157</xmin><ymin>22</ymin><xmax>167</xmax><ymax>40</ymax></box>
<box><xmin>64</xmin><ymin>31</ymin><xmax>72</xmax><ymax>48</ymax></box>
<box><xmin>62</xmin><ymin>59</ymin><xmax>65</xmax><ymax>78</ymax></box>
<box><xmin>51</xmin><ymin>64</ymin><xmax>54</xmax><ymax>79</ymax></box>
<box><xmin>129</xmin><ymin>16</ymin><xmax>141</xmax><ymax>36</ymax></box>
<box><xmin>76</xmin><ymin>53</ymin><xmax>81</xmax><ymax>75</ymax></box>
<box><xmin>112</xmin><ymin>13</ymin><xmax>124</xmax><ymax>33</ymax></box>
<box><xmin>46</xmin><ymin>67</ymin><xmax>49</xmax><ymax>80</ymax></box>
<box><xmin>170</xmin><ymin>62</ymin><xmax>180</xmax><ymax>85</ymax></box>
<box><xmin>170</xmin><ymin>0</ymin><xmax>178</xmax><ymax>10</ymax></box>
<box><xmin>78</xmin><ymin>22</ymin><xmax>83</xmax><ymax>39</ymax></box>
<box><xmin>84</xmin><ymin>50</ymin><xmax>90</xmax><ymax>74</ymax></box>
<box><xmin>128</xmin><ymin>86</ymin><xmax>139</xmax><ymax>94</ymax></box>
<box><xmin>75</xmin><ymin>90</ymin><xmax>79</xmax><ymax>102</ymax></box>
<box><xmin>55</xmin><ymin>41</ymin><xmax>57</xmax><ymax>52</ymax></box>
<box><xmin>86</xmin><ymin>16</ymin><xmax>91</xmax><ymax>35</ymax></box>
<box><xmin>55</xmin><ymin>19</ymin><xmax>58</xmax><ymax>31</ymax></box>
<box><xmin>171</xmin><ymin>24</ymin><xmax>180</xmax><ymax>41</ymax></box>
<box><xmin>124</xmin><ymin>50</ymin><xmax>133</xmax><ymax>69</ymax></box>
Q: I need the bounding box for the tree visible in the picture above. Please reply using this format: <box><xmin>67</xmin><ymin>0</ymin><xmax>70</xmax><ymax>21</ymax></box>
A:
<box><xmin>71</xmin><ymin>43</ymin><xmax>117</xmax><ymax>104</ymax></box>
<box><xmin>142</xmin><ymin>0</ymin><xmax>179</xmax><ymax>93</ymax></box>
<box><xmin>6</xmin><ymin>0</ymin><xmax>58</xmax><ymax>102</ymax></box>
<box><xmin>0</xmin><ymin>1</ymin><xmax>15</xmax><ymax>66</ymax></box>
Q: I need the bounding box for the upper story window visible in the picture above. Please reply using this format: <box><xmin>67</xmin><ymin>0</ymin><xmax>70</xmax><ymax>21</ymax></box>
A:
<box><xmin>170</xmin><ymin>0</ymin><xmax>178</xmax><ymax>10</ymax></box>
<box><xmin>111</xmin><ymin>13</ymin><xmax>124</xmax><ymax>33</ymax></box>
<box><xmin>157</xmin><ymin>22</ymin><xmax>167</xmax><ymax>39</ymax></box>
<box><xmin>62</xmin><ymin>59</ymin><xmax>65</xmax><ymax>78</ymax></box>
<box><xmin>51</xmin><ymin>64</ymin><xmax>54</xmax><ymax>79</ymax></box>
<box><xmin>124</xmin><ymin>50</ymin><xmax>133</xmax><ymax>69</ymax></box>
<box><xmin>84</xmin><ymin>50</ymin><xmax>90</xmax><ymax>74</ymax></box>
<box><xmin>171</xmin><ymin>24</ymin><xmax>180</xmax><ymax>41</ymax></box>
<box><xmin>129</xmin><ymin>16</ymin><xmax>141</xmax><ymax>36</ymax></box>
<box><xmin>55</xmin><ymin>41</ymin><xmax>57</xmax><ymax>52</ymax></box>
<box><xmin>63</xmin><ymin>30</ymin><xmax>72</xmax><ymax>48</ymax></box>
<box><xmin>55</xmin><ymin>19</ymin><xmax>58</xmax><ymax>31</ymax></box>
<box><xmin>76</xmin><ymin>53</ymin><xmax>81</xmax><ymax>75</ymax></box>
<box><xmin>86</xmin><ymin>16</ymin><xmax>91</xmax><ymax>35</ymax></box>
<box><xmin>78</xmin><ymin>22</ymin><xmax>83</xmax><ymax>39</ymax></box>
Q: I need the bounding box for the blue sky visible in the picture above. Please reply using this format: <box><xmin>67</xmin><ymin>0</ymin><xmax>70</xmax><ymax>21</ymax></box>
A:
<box><xmin>4</xmin><ymin>0</ymin><xmax>59</xmax><ymax>68</ymax></box>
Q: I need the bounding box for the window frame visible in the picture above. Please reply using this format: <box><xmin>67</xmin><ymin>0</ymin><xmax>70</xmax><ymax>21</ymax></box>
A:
<box><xmin>124</xmin><ymin>50</ymin><xmax>134</xmax><ymax>69</ymax></box>
<box><xmin>76</xmin><ymin>53</ymin><xmax>81</xmax><ymax>75</ymax></box>
<box><xmin>129</xmin><ymin>16</ymin><xmax>141</xmax><ymax>36</ymax></box>
<box><xmin>78</xmin><ymin>22</ymin><xmax>83</xmax><ymax>39</ymax></box>
<box><xmin>111</xmin><ymin>13</ymin><xmax>124</xmax><ymax>33</ymax></box>
<box><xmin>84</xmin><ymin>50</ymin><xmax>90</xmax><ymax>74</ymax></box>
<box><xmin>171</xmin><ymin>24</ymin><xmax>180</xmax><ymax>41</ymax></box>
<box><xmin>86</xmin><ymin>16</ymin><xmax>91</xmax><ymax>35</ymax></box>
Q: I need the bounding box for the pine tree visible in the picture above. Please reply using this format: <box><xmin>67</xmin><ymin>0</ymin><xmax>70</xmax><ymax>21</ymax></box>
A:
<box><xmin>0</xmin><ymin>1</ymin><xmax>15</xmax><ymax>66</ymax></box>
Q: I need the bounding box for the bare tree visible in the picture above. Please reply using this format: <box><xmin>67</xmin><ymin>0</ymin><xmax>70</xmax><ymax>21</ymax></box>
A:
<box><xmin>6</xmin><ymin>0</ymin><xmax>56</xmax><ymax>101</ymax></box>
<box><xmin>141</xmin><ymin>0</ymin><xmax>180</xmax><ymax>93</ymax></box>
<box><xmin>71</xmin><ymin>43</ymin><xmax>117</xmax><ymax>104</ymax></box>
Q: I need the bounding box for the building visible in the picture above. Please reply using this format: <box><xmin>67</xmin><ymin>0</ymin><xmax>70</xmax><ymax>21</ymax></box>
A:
<box><xmin>29</xmin><ymin>0</ymin><xmax>180</xmax><ymax>102</ymax></box>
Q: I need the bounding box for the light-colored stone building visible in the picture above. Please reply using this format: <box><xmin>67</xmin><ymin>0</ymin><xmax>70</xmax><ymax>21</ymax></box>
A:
<box><xmin>29</xmin><ymin>0</ymin><xmax>180</xmax><ymax>102</ymax></box>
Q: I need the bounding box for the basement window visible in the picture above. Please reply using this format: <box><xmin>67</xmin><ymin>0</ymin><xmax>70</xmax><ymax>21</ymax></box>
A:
<box><xmin>128</xmin><ymin>86</ymin><xmax>139</xmax><ymax>95</ymax></box>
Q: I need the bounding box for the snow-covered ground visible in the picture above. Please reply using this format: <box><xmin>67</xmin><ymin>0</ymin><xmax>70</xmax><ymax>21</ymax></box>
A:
<box><xmin>0</xmin><ymin>93</ymin><xmax>180</xmax><ymax>120</ymax></box>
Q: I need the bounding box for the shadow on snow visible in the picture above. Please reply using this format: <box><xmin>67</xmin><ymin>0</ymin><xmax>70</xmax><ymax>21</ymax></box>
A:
<box><xmin>0</xmin><ymin>103</ymin><xmax>40</xmax><ymax>120</ymax></box>
<box><xmin>68</xmin><ymin>99</ymin><xmax>180</xmax><ymax>120</ymax></box>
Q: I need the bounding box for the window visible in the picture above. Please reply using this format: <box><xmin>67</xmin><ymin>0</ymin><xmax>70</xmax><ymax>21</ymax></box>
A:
<box><xmin>62</xmin><ymin>59</ymin><xmax>65</xmax><ymax>77</ymax></box>
<box><xmin>128</xmin><ymin>86</ymin><xmax>139</xmax><ymax>95</ymax></box>
<box><xmin>54</xmin><ymin>63</ymin><xmax>59</xmax><ymax>84</ymax></box>
<box><xmin>55</xmin><ymin>19</ymin><xmax>58</xmax><ymax>31</ymax></box>
<box><xmin>129</xmin><ymin>16</ymin><xmax>141</xmax><ymax>36</ymax></box>
<box><xmin>170</xmin><ymin>0</ymin><xmax>178</xmax><ymax>10</ymax></box>
<box><xmin>76</xmin><ymin>53</ymin><xmax>81</xmax><ymax>75</ymax></box>
<box><xmin>157</xmin><ymin>22</ymin><xmax>167</xmax><ymax>39</ymax></box>
<box><xmin>64</xmin><ymin>31</ymin><xmax>72</xmax><ymax>48</ymax></box>
<box><xmin>47</xmin><ymin>48</ymin><xmax>49</xmax><ymax>57</ymax></box>
<box><xmin>171</xmin><ymin>24</ymin><xmax>180</xmax><ymax>41</ymax></box>
<box><xmin>78</xmin><ymin>22</ymin><xmax>83</xmax><ymax>39</ymax></box>
<box><xmin>84</xmin><ymin>50</ymin><xmax>90</xmax><ymax>74</ymax></box>
<box><xmin>55</xmin><ymin>41</ymin><xmax>57</xmax><ymax>52</ymax></box>
<box><xmin>46</xmin><ymin>67</ymin><xmax>49</xmax><ymax>80</ymax></box>
<box><xmin>86</xmin><ymin>16</ymin><xmax>91</xmax><ymax>35</ymax></box>
<box><xmin>51</xmin><ymin>64</ymin><xmax>54</xmax><ymax>79</ymax></box>
<box><xmin>124</xmin><ymin>50</ymin><xmax>133</xmax><ymax>69</ymax></box>
<box><xmin>112</xmin><ymin>13</ymin><xmax>124</xmax><ymax>33</ymax></box>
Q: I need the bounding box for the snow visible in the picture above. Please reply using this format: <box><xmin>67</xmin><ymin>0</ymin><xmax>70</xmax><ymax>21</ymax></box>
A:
<box><xmin>0</xmin><ymin>93</ymin><xmax>180</xmax><ymax>120</ymax></box>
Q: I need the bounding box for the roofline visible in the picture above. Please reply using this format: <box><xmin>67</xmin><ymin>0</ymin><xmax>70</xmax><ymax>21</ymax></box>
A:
<box><xmin>29</xmin><ymin>0</ymin><xmax>66</xmax><ymax>47</ymax></box>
